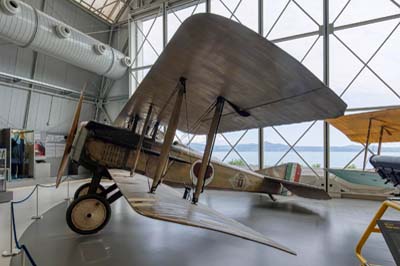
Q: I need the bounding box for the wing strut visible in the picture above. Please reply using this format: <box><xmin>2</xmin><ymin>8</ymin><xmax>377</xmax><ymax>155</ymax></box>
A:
<box><xmin>192</xmin><ymin>96</ymin><xmax>225</xmax><ymax>204</ymax></box>
<box><xmin>363</xmin><ymin>118</ymin><xmax>372</xmax><ymax>171</ymax></box>
<box><xmin>150</xmin><ymin>77</ymin><xmax>186</xmax><ymax>192</ymax></box>
<box><xmin>131</xmin><ymin>105</ymin><xmax>153</xmax><ymax>174</ymax></box>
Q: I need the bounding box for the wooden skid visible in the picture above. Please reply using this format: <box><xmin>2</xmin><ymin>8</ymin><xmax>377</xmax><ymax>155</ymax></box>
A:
<box><xmin>108</xmin><ymin>169</ymin><xmax>296</xmax><ymax>255</ymax></box>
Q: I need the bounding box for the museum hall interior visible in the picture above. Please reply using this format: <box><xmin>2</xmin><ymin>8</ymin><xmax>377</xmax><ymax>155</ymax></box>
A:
<box><xmin>0</xmin><ymin>0</ymin><xmax>400</xmax><ymax>265</ymax></box>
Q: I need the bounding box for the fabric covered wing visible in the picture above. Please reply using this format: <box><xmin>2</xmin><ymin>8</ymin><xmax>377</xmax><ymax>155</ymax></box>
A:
<box><xmin>114</xmin><ymin>13</ymin><xmax>346</xmax><ymax>134</ymax></box>
<box><xmin>108</xmin><ymin>169</ymin><xmax>296</xmax><ymax>255</ymax></box>
<box><xmin>326</xmin><ymin>108</ymin><xmax>400</xmax><ymax>143</ymax></box>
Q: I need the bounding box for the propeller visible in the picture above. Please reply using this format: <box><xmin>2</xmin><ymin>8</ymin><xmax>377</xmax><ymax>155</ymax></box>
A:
<box><xmin>55</xmin><ymin>83</ymin><xmax>86</xmax><ymax>188</ymax></box>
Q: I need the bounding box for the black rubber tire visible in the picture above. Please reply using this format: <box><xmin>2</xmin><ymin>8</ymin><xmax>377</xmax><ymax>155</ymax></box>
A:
<box><xmin>74</xmin><ymin>182</ymin><xmax>106</xmax><ymax>200</ymax></box>
<box><xmin>66</xmin><ymin>194</ymin><xmax>111</xmax><ymax>235</ymax></box>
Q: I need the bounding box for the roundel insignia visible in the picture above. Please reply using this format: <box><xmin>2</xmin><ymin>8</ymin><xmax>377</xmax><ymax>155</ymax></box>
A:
<box><xmin>190</xmin><ymin>160</ymin><xmax>215</xmax><ymax>187</ymax></box>
<box><xmin>229</xmin><ymin>172</ymin><xmax>249</xmax><ymax>190</ymax></box>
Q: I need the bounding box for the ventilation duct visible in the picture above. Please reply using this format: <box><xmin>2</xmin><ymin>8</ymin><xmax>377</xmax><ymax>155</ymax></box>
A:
<box><xmin>0</xmin><ymin>0</ymin><xmax>130</xmax><ymax>79</ymax></box>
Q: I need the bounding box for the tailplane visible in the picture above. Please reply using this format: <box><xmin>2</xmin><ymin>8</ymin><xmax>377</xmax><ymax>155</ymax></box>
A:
<box><xmin>258</xmin><ymin>163</ymin><xmax>330</xmax><ymax>200</ymax></box>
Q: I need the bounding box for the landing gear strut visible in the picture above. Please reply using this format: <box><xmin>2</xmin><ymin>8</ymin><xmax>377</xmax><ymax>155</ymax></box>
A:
<box><xmin>268</xmin><ymin>194</ymin><xmax>277</xmax><ymax>202</ymax></box>
<box><xmin>66</xmin><ymin>169</ymin><xmax>122</xmax><ymax>235</ymax></box>
<box><xmin>74</xmin><ymin>182</ymin><xmax>106</xmax><ymax>199</ymax></box>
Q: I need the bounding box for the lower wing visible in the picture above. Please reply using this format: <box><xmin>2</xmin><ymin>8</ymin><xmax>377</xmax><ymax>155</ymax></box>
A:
<box><xmin>108</xmin><ymin>169</ymin><xmax>296</xmax><ymax>255</ymax></box>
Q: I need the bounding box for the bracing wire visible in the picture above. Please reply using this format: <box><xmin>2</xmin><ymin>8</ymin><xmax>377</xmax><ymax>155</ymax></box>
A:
<box><xmin>187</xmin><ymin>99</ymin><xmax>218</xmax><ymax>134</ymax></box>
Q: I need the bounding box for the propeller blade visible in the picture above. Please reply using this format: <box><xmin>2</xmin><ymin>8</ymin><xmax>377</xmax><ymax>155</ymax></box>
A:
<box><xmin>56</xmin><ymin>83</ymin><xmax>86</xmax><ymax>188</ymax></box>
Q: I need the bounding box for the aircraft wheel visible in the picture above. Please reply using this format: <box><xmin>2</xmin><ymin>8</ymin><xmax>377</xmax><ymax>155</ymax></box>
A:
<box><xmin>66</xmin><ymin>194</ymin><xmax>111</xmax><ymax>235</ymax></box>
<box><xmin>74</xmin><ymin>183</ymin><xmax>106</xmax><ymax>199</ymax></box>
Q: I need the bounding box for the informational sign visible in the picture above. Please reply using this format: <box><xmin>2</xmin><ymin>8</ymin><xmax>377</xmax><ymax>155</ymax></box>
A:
<box><xmin>377</xmin><ymin>219</ymin><xmax>400</xmax><ymax>265</ymax></box>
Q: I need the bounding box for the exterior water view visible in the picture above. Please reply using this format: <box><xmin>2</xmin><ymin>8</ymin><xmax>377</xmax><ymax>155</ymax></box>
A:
<box><xmin>188</xmin><ymin>142</ymin><xmax>400</xmax><ymax>170</ymax></box>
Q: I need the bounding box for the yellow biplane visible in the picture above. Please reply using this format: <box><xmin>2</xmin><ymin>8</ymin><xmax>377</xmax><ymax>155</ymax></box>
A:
<box><xmin>55</xmin><ymin>13</ymin><xmax>346</xmax><ymax>255</ymax></box>
<box><xmin>326</xmin><ymin>108</ymin><xmax>400</xmax><ymax>189</ymax></box>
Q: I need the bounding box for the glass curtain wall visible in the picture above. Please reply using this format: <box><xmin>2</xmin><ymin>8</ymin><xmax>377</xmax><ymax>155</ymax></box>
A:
<box><xmin>129</xmin><ymin>0</ymin><xmax>400</xmax><ymax>183</ymax></box>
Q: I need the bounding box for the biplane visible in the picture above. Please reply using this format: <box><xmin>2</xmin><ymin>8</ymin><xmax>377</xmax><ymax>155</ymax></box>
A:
<box><xmin>55</xmin><ymin>13</ymin><xmax>346</xmax><ymax>255</ymax></box>
<box><xmin>326</xmin><ymin>108</ymin><xmax>400</xmax><ymax>190</ymax></box>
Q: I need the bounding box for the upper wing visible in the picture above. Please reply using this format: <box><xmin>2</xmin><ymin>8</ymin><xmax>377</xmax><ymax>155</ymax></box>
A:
<box><xmin>326</xmin><ymin>108</ymin><xmax>400</xmax><ymax>143</ymax></box>
<box><xmin>108</xmin><ymin>169</ymin><xmax>296</xmax><ymax>255</ymax></box>
<box><xmin>114</xmin><ymin>13</ymin><xmax>346</xmax><ymax>134</ymax></box>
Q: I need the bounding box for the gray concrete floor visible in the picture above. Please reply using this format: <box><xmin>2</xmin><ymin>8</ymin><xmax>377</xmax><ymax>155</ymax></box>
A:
<box><xmin>6</xmin><ymin>190</ymin><xmax>400</xmax><ymax>266</ymax></box>
<box><xmin>0</xmin><ymin>179</ymin><xmax>90</xmax><ymax>266</ymax></box>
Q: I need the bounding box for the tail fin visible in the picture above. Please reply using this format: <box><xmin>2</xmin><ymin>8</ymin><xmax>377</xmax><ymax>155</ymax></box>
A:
<box><xmin>256</xmin><ymin>163</ymin><xmax>302</xmax><ymax>182</ymax></box>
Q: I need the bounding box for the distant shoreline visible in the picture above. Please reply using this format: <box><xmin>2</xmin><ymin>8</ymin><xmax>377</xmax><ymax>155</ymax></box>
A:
<box><xmin>189</xmin><ymin>142</ymin><xmax>400</xmax><ymax>153</ymax></box>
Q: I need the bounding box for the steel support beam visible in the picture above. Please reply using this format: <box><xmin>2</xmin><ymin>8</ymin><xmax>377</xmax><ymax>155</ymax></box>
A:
<box><xmin>335</xmin><ymin>13</ymin><xmax>400</xmax><ymax>32</ymax></box>
<box><xmin>323</xmin><ymin>0</ymin><xmax>330</xmax><ymax>193</ymax></box>
<box><xmin>346</xmin><ymin>105</ymin><xmax>400</xmax><ymax>112</ymax></box>
<box><xmin>23</xmin><ymin>0</ymin><xmax>46</xmax><ymax>129</ymax></box>
<box><xmin>23</xmin><ymin>51</ymin><xmax>38</xmax><ymax>129</ymax></box>
<box><xmin>95</xmin><ymin>24</ymin><xmax>115</xmax><ymax>121</ymax></box>
<box><xmin>0</xmin><ymin>81</ymin><xmax>95</xmax><ymax>105</ymax></box>
<box><xmin>115</xmin><ymin>0</ymin><xmax>134</xmax><ymax>23</ymax></box>
<box><xmin>258</xmin><ymin>129</ymin><xmax>264</xmax><ymax>169</ymax></box>
<box><xmin>68</xmin><ymin>0</ymin><xmax>113</xmax><ymax>25</ymax></box>
<box><xmin>100</xmin><ymin>105</ymin><xmax>113</xmax><ymax>123</ymax></box>
<box><xmin>162</xmin><ymin>2</ymin><xmax>168</xmax><ymax>48</ymax></box>
<box><xmin>258</xmin><ymin>0</ymin><xmax>264</xmax><ymax>170</ymax></box>
<box><xmin>130</xmin><ymin>0</ymin><xmax>202</xmax><ymax>19</ymax></box>
<box><xmin>0</xmin><ymin>72</ymin><xmax>96</xmax><ymax>100</ymax></box>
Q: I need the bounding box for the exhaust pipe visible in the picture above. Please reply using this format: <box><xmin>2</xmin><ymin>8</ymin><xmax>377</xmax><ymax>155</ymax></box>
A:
<box><xmin>0</xmin><ymin>0</ymin><xmax>130</xmax><ymax>79</ymax></box>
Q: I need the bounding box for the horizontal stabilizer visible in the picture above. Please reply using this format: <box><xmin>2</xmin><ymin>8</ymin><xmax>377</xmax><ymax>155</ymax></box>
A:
<box><xmin>256</xmin><ymin>163</ymin><xmax>301</xmax><ymax>181</ymax></box>
<box><xmin>263</xmin><ymin>176</ymin><xmax>331</xmax><ymax>200</ymax></box>
<box><xmin>108</xmin><ymin>169</ymin><xmax>296</xmax><ymax>255</ymax></box>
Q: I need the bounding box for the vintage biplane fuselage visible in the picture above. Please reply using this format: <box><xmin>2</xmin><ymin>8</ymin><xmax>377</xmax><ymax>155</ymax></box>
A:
<box><xmin>71</xmin><ymin>120</ymin><xmax>283</xmax><ymax>197</ymax></box>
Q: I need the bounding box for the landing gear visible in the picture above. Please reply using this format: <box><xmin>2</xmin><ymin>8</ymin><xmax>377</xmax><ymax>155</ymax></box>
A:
<box><xmin>74</xmin><ymin>182</ymin><xmax>106</xmax><ymax>199</ymax></box>
<box><xmin>66</xmin><ymin>194</ymin><xmax>111</xmax><ymax>235</ymax></box>
<box><xmin>268</xmin><ymin>194</ymin><xmax>277</xmax><ymax>202</ymax></box>
<box><xmin>66</xmin><ymin>169</ymin><xmax>122</xmax><ymax>235</ymax></box>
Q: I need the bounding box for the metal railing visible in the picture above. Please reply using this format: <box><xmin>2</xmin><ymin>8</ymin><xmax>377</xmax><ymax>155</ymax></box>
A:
<box><xmin>1</xmin><ymin>176</ymin><xmax>79</xmax><ymax>265</ymax></box>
